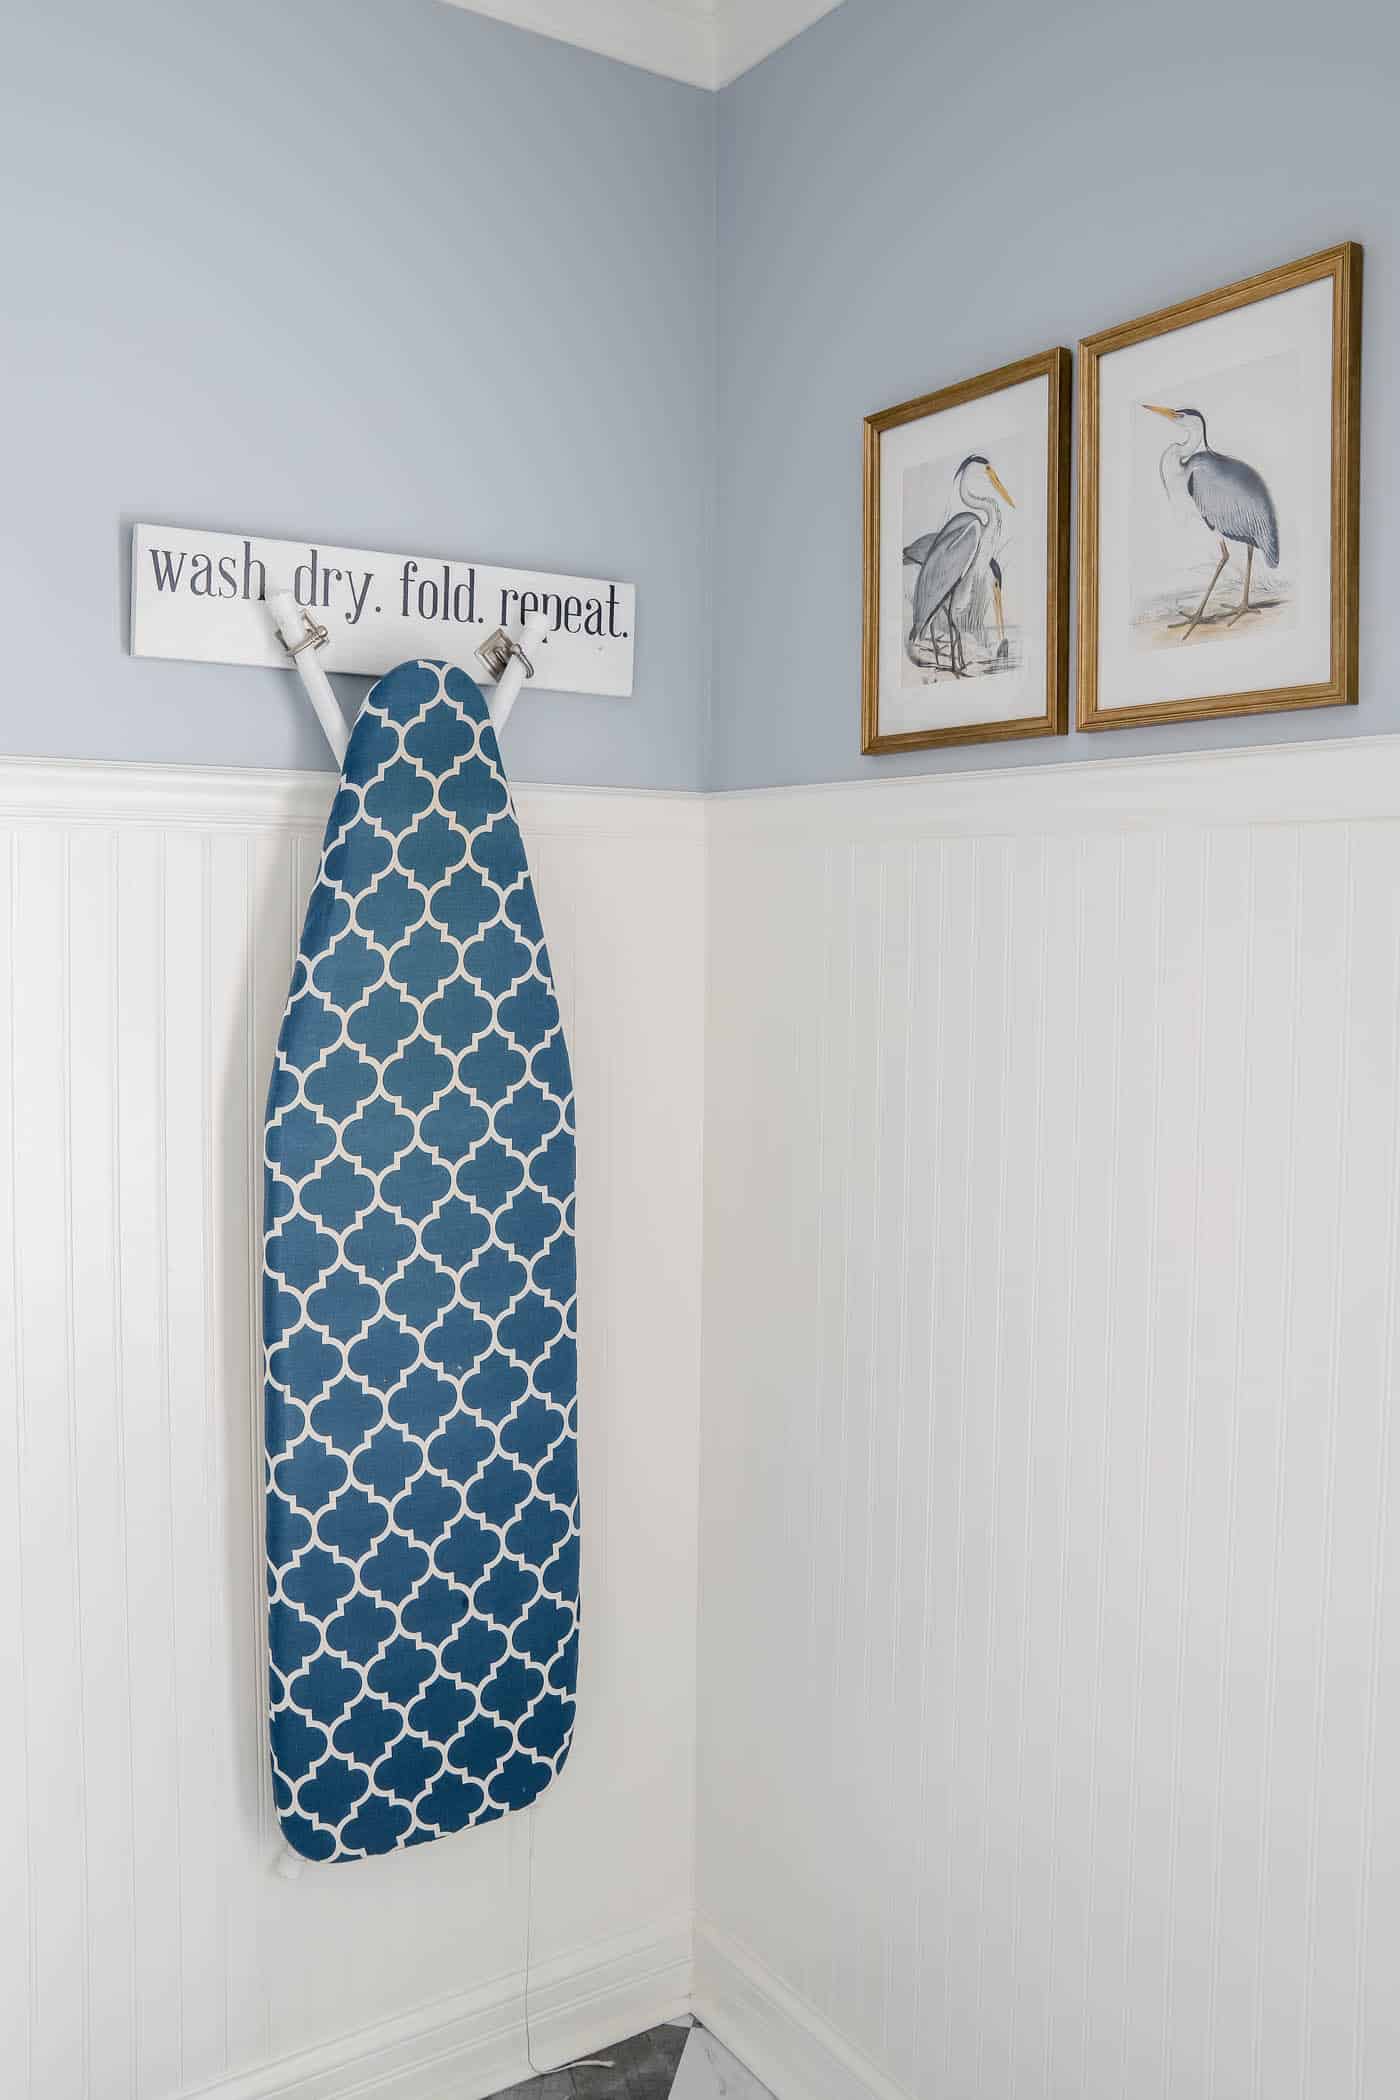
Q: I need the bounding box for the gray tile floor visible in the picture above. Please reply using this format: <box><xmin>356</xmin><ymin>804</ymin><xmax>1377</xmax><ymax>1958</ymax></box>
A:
<box><xmin>489</xmin><ymin>2020</ymin><xmax>691</xmax><ymax>2100</ymax></box>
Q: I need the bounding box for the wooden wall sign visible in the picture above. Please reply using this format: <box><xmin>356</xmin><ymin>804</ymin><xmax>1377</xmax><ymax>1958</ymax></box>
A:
<box><xmin>130</xmin><ymin>524</ymin><xmax>636</xmax><ymax>696</ymax></box>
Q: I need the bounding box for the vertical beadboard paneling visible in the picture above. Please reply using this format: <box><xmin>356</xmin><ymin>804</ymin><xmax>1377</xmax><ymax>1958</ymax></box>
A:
<box><xmin>0</xmin><ymin>762</ymin><xmax>704</xmax><ymax>2100</ymax></box>
<box><xmin>14</xmin><ymin>734</ymin><xmax>1400</xmax><ymax>2100</ymax></box>
<box><xmin>14</xmin><ymin>825</ymin><xmax>89</xmax><ymax>2100</ymax></box>
<box><xmin>115</xmin><ymin>825</ymin><xmax>188</xmax><ymax>2100</ymax></box>
<box><xmin>67</xmin><ymin>827</ymin><xmax>137</xmax><ymax>2100</ymax></box>
<box><xmin>164</xmin><ymin>831</ymin><xmax>229</xmax><ymax>2093</ymax></box>
<box><xmin>525</xmin><ymin>820</ymin><xmax>705</xmax><ymax>1963</ymax></box>
<box><xmin>0</xmin><ymin>834</ymin><xmax>35</xmax><ymax>2094</ymax></box>
<box><xmin>698</xmin><ymin>748</ymin><xmax>1400</xmax><ymax>2100</ymax></box>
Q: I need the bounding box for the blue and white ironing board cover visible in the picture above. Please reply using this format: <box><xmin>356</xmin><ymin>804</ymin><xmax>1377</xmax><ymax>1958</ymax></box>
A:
<box><xmin>263</xmin><ymin>659</ymin><xmax>578</xmax><ymax>1863</ymax></box>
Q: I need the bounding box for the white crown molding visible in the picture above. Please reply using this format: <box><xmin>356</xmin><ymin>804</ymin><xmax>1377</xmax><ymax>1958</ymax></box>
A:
<box><xmin>440</xmin><ymin>0</ymin><xmax>717</xmax><ymax>87</ymax></box>
<box><xmin>437</xmin><ymin>0</ymin><xmax>845</xmax><ymax>89</ymax></box>
<box><xmin>713</xmin><ymin>0</ymin><xmax>845</xmax><ymax>85</ymax></box>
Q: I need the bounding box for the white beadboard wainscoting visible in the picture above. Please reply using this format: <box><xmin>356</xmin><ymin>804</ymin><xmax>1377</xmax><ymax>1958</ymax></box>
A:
<box><xmin>10</xmin><ymin>731</ymin><xmax>1400</xmax><ymax>2100</ymax></box>
<box><xmin>0</xmin><ymin>759</ymin><xmax>705</xmax><ymax>2100</ymax></box>
<box><xmin>696</xmin><ymin>739</ymin><xmax>1400</xmax><ymax>2100</ymax></box>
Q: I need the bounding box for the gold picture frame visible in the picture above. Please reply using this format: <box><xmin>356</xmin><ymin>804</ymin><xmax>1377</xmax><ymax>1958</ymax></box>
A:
<box><xmin>1076</xmin><ymin>243</ymin><xmax>1362</xmax><ymax>731</ymax></box>
<box><xmin>861</xmin><ymin>346</ymin><xmax>1071</xmax><ymax>755</ymax></box>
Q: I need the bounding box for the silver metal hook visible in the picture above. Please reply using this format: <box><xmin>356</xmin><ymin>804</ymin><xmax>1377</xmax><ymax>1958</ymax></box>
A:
<box><xmin>475</xmin><ymin>627</ymin><xmax>535</xmax><ymax>683</ymax></box>
<box><xmin>281</xmin><ymin>610</ymin><xmax>330</xmax><ymax>659</ymax></box>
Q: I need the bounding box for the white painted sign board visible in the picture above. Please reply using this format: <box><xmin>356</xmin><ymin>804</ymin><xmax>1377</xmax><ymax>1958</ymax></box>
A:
<box><xmin>130</xmin><ymin>524</ymin><xmax>635</xmax><ymax>695</ymax></box>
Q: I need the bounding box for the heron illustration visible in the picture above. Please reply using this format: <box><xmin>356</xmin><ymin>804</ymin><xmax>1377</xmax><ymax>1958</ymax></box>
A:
<box><xmin>1142</xmin><ymin>404</ymin><xmax>1280</xmax><ymax>639</ymax></box>
<box><xmin>905</xmin><ymin>534</ymin><xmax>1009</xmax><ymax>668</ymax></box>
<box><xmin>903</xmin><ymin>454</ymin><xmax>1014</xmax><ymax>675</ymax></box>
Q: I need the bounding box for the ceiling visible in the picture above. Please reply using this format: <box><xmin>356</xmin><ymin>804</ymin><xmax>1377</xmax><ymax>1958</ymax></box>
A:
<box><xmin>438</xmin><ymin>0</ymin><xmax>846</xmax><ymax>89</ymax></box>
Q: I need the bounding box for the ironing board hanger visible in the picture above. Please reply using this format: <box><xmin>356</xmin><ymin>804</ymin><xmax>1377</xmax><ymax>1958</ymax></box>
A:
<box><xmin>266</xmin><ymin>587</ymin><xmax>549</xmax><ymax>762</ymax></box>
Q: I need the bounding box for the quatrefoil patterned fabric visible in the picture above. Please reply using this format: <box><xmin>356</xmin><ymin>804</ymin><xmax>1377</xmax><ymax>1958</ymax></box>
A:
<box><xmin>263</xmin><ymin>659</ymin><xmax>578</xmax><ymax>1864</ymax></box>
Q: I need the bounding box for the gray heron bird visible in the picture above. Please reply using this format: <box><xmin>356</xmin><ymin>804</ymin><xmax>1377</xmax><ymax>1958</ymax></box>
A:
<box><xmin>1143</xmin><ymin>403</ymin><xmax>1280</xmax><ymax>638</ymax></box>
<box><xmin>902</xmin><ymin>537</ymin><xmax>1009</xmax><ymax>661</ymax></box>
<box><xmin>903</xmin><ymin>454</ymin><xmax>1014</xmax><ymax>674</ymax></box>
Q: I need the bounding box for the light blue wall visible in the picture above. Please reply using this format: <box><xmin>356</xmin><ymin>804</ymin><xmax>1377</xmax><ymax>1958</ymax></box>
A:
<box><xmin>0</xmin><ymin>0</ymin><xmax>715</xmax><ymax>786</ymax></box>
<box><xmin>12</xmin><ymin>0</ymin><xmax>1393</xmax><ymax>791</ymax></box>
<box><xmin>711</xmin><ymin>0</ymin><xmax>1399</xmax><ymax>787</ymax></box>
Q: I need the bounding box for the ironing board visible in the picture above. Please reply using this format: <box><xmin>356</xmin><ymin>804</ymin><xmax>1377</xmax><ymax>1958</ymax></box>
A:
<box><xmin>263</xmin><ymin>658</ymin><xmax>578</xmax><ymax>1863</ymax></box>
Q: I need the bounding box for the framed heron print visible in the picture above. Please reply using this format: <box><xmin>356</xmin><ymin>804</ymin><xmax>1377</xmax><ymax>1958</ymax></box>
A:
<box><xmin>1077</xmin><ymin>243</ymin><xmax>1362</xmax><ymax>730</ymax></box>
<box><xmin>861</xmin><ymin>346</ymin><xmax>1071</xmax><ymax>754</ymax></box>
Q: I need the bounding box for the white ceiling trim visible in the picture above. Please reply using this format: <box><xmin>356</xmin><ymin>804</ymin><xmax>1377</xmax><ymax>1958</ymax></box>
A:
<box><xmin>438</xmin><ymin>0</ymin><xmax>845</xmax><ymax>90</ymax></box>
<box><xmin>714</xmin><ymin>0</ymin><xmax>844</xmax><ymax>84</ymax></box>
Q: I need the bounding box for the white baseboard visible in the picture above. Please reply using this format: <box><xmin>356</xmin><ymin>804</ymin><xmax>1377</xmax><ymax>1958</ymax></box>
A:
<box><xmin>187</xmin><ymin>1923</ymin><xmax>692</xmax><ymax>2100</ymax></box>
<box><xmin>692</xmin><ymin>1925</ymin><xmax>907</xmax><ymax>2100</ymax></box>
